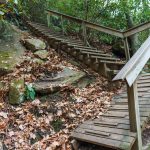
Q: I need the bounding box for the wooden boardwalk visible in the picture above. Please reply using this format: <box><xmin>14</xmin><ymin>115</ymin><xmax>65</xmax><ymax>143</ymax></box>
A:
<box><xmin>71</xmin><ymin>73</ymin><xmax>150</xmax><ymax>150</ymax></box>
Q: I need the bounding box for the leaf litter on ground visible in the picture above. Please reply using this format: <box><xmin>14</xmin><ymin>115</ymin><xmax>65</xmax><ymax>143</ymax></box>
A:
<box><xmin>0</xmin><ymin>36</ymin><xmax>122</xmax><ymax>150</ymax></box>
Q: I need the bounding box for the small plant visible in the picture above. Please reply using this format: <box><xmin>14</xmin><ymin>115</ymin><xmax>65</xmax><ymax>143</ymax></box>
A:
<box><xmin>25</xmin><ymin>83</ymin><xmax>36</xmax><ymax>101</ymax></box>
<box><xmin>51</xmin><ymin>119</ymin><xmax>63</xmax><ymax>132</ymax></box>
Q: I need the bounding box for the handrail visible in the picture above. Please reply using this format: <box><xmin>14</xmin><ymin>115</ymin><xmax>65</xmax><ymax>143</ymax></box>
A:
<box><xmin>46</xmin><ymin>9</ymin><xmax>150</xmax><ymax>38</ymax></box>
<box><xmin>113</xmin><ymin>35</ymin><xmax>150</xmax><ymax>86</ymax></box>
<box><xmin>123</xmin><ymin>21</ymin><xmax>150</xmax><ymax>37</ymax></box>
<box><xmin>47</xmin><ymin>10</ymin><xmax>124</xmax><ymax>38</ymax></box>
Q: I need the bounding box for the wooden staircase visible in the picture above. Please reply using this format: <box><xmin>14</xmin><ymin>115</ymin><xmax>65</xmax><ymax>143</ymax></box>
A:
<box><xmin>25</xmin><ymin>21</ymin><xmax>125</xmax><ymax>79</ymax></box>
<box><xmin>22</xmin><ymin>10</ymin><xmax>150</xmax><ymax>150</ymax></box>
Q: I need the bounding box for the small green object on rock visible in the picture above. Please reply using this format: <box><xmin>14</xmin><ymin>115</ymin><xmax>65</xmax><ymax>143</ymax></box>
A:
<box><xmin>9</xmin><ymin>78</ymin><xmax>25</xmax><ymax>105</ymax></box>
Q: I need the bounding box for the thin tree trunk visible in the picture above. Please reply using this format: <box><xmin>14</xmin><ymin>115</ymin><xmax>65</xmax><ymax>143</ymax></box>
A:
<box><xmin>125</xmin><ymin>13</ymin><xmax>139</xmax><ymax>55</ymax></box>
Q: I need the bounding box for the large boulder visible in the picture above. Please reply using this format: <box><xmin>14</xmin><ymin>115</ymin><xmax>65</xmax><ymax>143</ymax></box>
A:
<box><xmin>33</xmin><ymin>67</ymin><xmax>86</xmax><ymax>94</ymax></box>
<box><xmin>24</xmin><ymin>38</ymin><xmax>46</xmax><ymax>52</ymax></box>
<box><xmin>34</xmin><ymin>50</ymin><xmax>49</xmax><ymax>60</ymax></box>
<box><xmin>0</xmin><ymin>22</ymin><xmax>25</xmax><ymax>77</ymax></box>
<box><xmin>9</xmin><ymin>78</ymin><xmax>25</xmax><ymax>105</ymax></box>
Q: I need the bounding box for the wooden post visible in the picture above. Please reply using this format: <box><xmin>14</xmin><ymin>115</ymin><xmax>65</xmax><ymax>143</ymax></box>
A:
<box><xmin>60</xmin><ymin>15</ymin><xmax>65</xmax><ymax>35</ymax></box>
<box><xmin>82</xmin><ymin>21</ymin><xmax>87</xmax><ymax>46</ymax></box>
<box><xmin>123</xmin><ymin>38</ymin><xmax>130</xmax><ymax>60</ymax></box>
<box><xmin>127</xmin><ymin>81</ymin><xmax>142</xmax><ymax>150</ymax></box>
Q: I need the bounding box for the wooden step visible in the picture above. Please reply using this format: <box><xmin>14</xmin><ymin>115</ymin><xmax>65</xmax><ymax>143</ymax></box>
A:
<box><xmin>91</xmin><ymin>55</ymin><xmax>121</xmax><ymax>61</ymax></box>
<box><xmin>100</xmin><ymin>60</ymin><xmax>126</xmax><ymax>65</ymax></box>
<box><xmin>74</xmin><ymin>46</ymin><xmax>97</xmax><ymax>50</ymax></box>
<box><xmin>80</xmin><ymin>50</ymin><xmax>112</xmax><ymax>57</ymax></box>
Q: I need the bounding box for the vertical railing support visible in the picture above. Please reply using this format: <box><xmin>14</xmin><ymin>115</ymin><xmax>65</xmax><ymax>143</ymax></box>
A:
<box><xmin>123</xmin><ymin>37</ymin><xmax>130</xmax><ymax>60</ymax></box>
<box><xmin>60</xmin><ymin>15</ymin><xmax>65</xmax><ymax>35</ymax></box>
<box><xmin>82</xmin><ymin>21</ymin><xmax>87</xmax><ymax>46</ymax></box>
<box><xmin>127</xmin><ymin>81</ymin><xmax>142</xmax><ymax>150</ymax></box>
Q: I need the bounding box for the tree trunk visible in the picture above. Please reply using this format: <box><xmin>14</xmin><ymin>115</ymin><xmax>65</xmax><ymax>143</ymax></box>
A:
<box><xmin>125</xmin><ymin>13</ymin><xmax>139</xmax><ymax>55</ymax></box>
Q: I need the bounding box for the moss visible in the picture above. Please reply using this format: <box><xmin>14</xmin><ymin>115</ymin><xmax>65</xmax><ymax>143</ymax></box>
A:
<box><xmin>0</xmin><ymin>22</ymin><xmax>25</xmax><ymax>75</ymax></box>
<box><xmin>51</xmin><ymin>119</ymin><xmax>64</xmax><ymax>132</ymax></box>
<box><xmin>9</xmin><ymin>78</ymin><xmax>25</xmax><ymax>105</ymax></box>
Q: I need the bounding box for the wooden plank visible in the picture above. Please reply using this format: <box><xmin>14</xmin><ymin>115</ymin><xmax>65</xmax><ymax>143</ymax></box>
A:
<box><xmin>137</xmin><ymin>83</ymin><xmax>150</xmax><ymax>87</ymax></box>
<box><xmin>124</xmin><ymin>21</ymin><xmax>150</xmax><ymax>37</ymax></box>
<box><xmin>91</xmin><ymin>55</ymin><xmax>120</xmax><ymax>61</ymax></box>
<box><xmin>76</xmin><ymin>128</ymin><xmax>135</xmax><ymax>143</ymax></box>
<box><xmin>94</xmin><ymin>117</ymin><xmax>130</xmax><ymax>125</ymax></box>
<box><xmin>100</xmin><ymin>60</ymin><xmax>125</xmax><ymax>65</ymax></box>
<box><xmin>81</xmin><ymin>51</ymin><xmax>111</xmax><ymax>57</ymax></box>
<box><xmin>74</xmin><ymin>46</ymin><xmax>97</xmax><ymax>50</ymax></box>
<box><xmin>79</xmin><ymin>124</ymin><xmax>136</xmax><ymax>137</ymax></box>
<box><xmin>127</xmin><ymin>82</ymin><xmax>142</xmax><ymax>150</ymax></box>
<box><xmin>138</xmin><ymin>76</ymin><xmax>150</xmax><ymax>80</ymax></box>
<box><xmin>103</xmin><ymin>111</ymin><xmax>128</xmax><ymax>118</ymax></box>
<box><xmin>137</xmin><ymin>79</ymin><xmax>150</xmax><ymax>84</ymax></box>
<box><xmin>71</xmin><ymin>132</ymin><xmax>133</xmax><ymax>150</ymax></box>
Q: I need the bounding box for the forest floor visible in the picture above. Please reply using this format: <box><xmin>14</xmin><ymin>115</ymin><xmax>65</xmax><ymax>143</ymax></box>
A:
<box><xmin>0</xmin><ymin>23</ymin><xmax>150</xmax><ymax>150</ymax></box>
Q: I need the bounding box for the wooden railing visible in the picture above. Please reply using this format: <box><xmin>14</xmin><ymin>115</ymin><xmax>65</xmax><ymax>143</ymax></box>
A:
<box><xmin>113</xmin><ymin>36</ymin><xmax>150</xmax><ymax>150</ymax></box>
<box><xmin>46</xmin><ymin>9</ymin><xmax>150</xmax><ymax>61</ymax></box>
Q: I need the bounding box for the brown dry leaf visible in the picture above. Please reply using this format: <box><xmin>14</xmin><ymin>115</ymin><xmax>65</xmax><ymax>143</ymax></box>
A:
<box><xmin>0</xmin><ymin>112</ymin><xmax>8</xmax><ymax>119</ymax></box>
<box><xmin>0</xmin><ymin>121</ymin><xmax>6</xmax><ymax>130</ymax></box>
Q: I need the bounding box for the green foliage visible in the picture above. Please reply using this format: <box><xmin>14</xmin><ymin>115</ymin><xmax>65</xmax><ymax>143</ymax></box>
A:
<box><xmin>2</xmin><ymin>0</ymin><xmax>150</xmax><ymax>46</ymax></box>
<box><xmin>0</xmin><ymin>0</ymin><xmax>17</xmax><ymax>20</ymax></box>
<box><xmin>51</xmin><ymin>119</ymin><xmax>63</xmax><ymax>132</ymax></box>
<box><xmin>25</xmin><ymin>84</ymin><xmax>36</xmax><ymax>101</ymax></box>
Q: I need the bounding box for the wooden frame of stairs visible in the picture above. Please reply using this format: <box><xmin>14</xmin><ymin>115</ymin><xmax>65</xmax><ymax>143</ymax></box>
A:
<box><xmin>46</xmin><ymin>10</ymin><xmax>150</xmax><ymax>61</ymax></box>
<box><xmin>113</xmin><ymin>36</ymin><xmax>150</xmax><ymax>150</ymax></box>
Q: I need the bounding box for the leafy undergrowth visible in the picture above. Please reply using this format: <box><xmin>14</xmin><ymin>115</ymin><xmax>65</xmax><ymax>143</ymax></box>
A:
<box><xmin>0</xmin><ymin>37</ymin><xmax>121</xmax><ymax>150</ymax></box>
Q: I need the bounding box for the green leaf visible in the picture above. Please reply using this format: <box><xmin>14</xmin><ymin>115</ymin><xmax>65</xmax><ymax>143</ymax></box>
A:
<box><xmin>25</xmin><ymin>84</ymin><xmax>36</xmax><ymax>101</ymax></box>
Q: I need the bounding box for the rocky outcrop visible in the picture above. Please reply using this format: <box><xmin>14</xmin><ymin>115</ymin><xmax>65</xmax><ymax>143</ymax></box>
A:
<box><xmin>24</xmin><ymin>38</ymin><xmax>46</xmax><ymax>51</ymax></box>
<box><xmin>0</xmin><ymin>22</ymin><xmax>25</xmax><ymax>77</ymax></box>
<box><xmin>33</xmin><ymin>67</ymin><xmax>86</xmax><ymax>94</ymax></box>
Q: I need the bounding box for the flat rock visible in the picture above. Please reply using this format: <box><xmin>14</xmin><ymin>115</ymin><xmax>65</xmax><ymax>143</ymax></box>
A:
<box><xmin>32</xmin><ymin>58</ymin><xmax>44</xmax><ymax>64</ymax></box>
<box><xmin>9</xmin><ymin>78</ymin><xmax>25</xmax><ymax>105</ymax></box>
<box><xmin>24</xmin><ymin>38</ymin><xmax>46</xmax><ymax>51</ymax></box>
<box><xmin>34</xmin><ymin>50</ymin><xmax>49</xmax><ymax>60</ymax></box>
<box><xmin>33</xmin><ymin>67</ymin><xmax>86</xmax><ymax>94</ymax></box>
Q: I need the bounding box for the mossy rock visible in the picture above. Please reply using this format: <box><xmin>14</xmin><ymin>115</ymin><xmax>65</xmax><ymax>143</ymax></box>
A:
<box><xmin>34</xmin><ymin>50</ymin><xmax>49</xmax><ymax>60</ymax></box>
<box><xmin>32</xmin><ymin>58</ymin><xmax>44</xmax><ymax>64</ymax></box>
<box><xmin>0</xmin><ymin>20</ymin><xmax>14</xmax><ymax>40</ymax></box>
<box><xmin>9</xmin><ymin>78</ymin><xmax>25</xmax><ymax>105</ymax></box>
<box><xmin>112</xmin><ymin>41</ymin><xmax>125</xmax><ymax>58</ymax></box>
<box><xmin>24</xmin><ymin>38</ymin><xmax>46</xmax><ymax>51</ymax></box>
<box><xmin>0</xmin><ymin>21</ymin><xmax>25</xmax><ymax>77</ymax></box>
<box><xmin>0</xmin><ymin>82</ymin><xmax>8</xmax><ymax>99</ymax></box>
